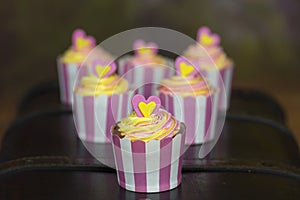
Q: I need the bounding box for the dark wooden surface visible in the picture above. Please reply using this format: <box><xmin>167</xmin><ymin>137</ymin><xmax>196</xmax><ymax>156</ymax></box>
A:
<box><xmin>0</xmin><ymin>88</ymin><xmax>299</xmax><ymax>199</ymax></box>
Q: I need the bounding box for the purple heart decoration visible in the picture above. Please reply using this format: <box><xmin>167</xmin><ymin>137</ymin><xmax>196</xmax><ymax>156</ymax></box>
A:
<box><xmin>72</xmin><ymin>29</ymin><xmax>96</xmax><ymax>51</ymax></box>
<box><xmin>91</xmin><ymin>59</ymin><xmax>117</xmax><ymax>78</ymax></box>
<box><xmin>196</xmin><ymin>26</ymin><xmax>220</xmax><ymax>47</ymax></box>
<box><xmin>132</xmin><ymin>94</ymin><xmax>161</xmax><ymax>118</ymax></box>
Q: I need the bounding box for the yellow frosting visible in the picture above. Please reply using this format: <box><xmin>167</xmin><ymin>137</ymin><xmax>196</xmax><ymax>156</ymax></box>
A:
<box><xmin>76</xmin><ymin>74</ymin><xmax>128</xmax><ymax>96</ymax></box>
<box><xmin>60</xmin><ymin>48</ymin><xmax>91</xmax><ymax>64</ymax></box>
<box><xmin>117</xmin><ymin>109</ymin><xmax>180</xmax><ymax>142</ymax></box>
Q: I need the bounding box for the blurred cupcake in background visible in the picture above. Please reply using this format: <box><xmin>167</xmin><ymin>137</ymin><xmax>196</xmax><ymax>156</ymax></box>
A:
<box><xmin>73</xmin><ymin>60</ymin><xmax>134</xmax><ymax>143</ymax></box>
<box><xmin>118</xmin><ymin>39</ymin><xmax>174</xmax><ymax>98</ymax></box>
<box><xmin>158</xmin><ymin>56</ymin><xmax>219</xmax><ymax>145</ymax></box>
<box><xmin>57</xmin><ymin>29</ymin><xmax>113</xmax><ymax>105</ymax></box>
<box><xmin>111</xmin><ymin>94</ymin><xmax>185</xmax><ymax>193</ymax></box>
<box><xmin>183</xmin><ymin>26</ymin><xmax>234</xmax><ymax>111</ymax></box>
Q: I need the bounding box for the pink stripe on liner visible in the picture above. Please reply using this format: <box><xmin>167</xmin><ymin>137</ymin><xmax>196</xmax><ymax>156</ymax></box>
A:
<box><xmin>168</xmin><ymin>95</ymin><xmax>174</xmax><ymax>115</ymax></box>
<box><xmin>144</xmin><ymin>67</ymin><xmax>154</xmax><ymax>98</ymax></box>
<box><xmin>159</xmin><ymin>92</ymin><xmax>166</xmax><ymax>110</ymax></box>
<box><xmin>121</xmin><ymin>93</ymin><xmax>128</xmax><ymax>117</ymax></box>
<box><xmin>83</xmin><ymin>96</ymin><xmax>95</xmax><ymax>141</ymax></box>
<box><xmin>73</xmin><ymin>94</ymin><xmax>80</xmax><ymax>132</ymax></box>
<box><xmin>112</xmin><ymin>136</ymin><xmax>126</xmax><ymax>188</ymax></box>
<box><xmin>105</xmin><ymin>95</ymin><xmax>118</xmax><ymax>142</ymax></box>
<box><xmin>62</xmin><ymin>63</ymin><xmax>69</xmax><ymax>104</ymax></box>
<box><xmin>159</xmin><ymin>138</ymin><xmax>172</xmax><ymax>191</ymax></box>
<box><xmin>184</xmin><ymin>97</ymin><xmax>196</xmax><ymax>144</ymax></box>
<box><xmin>204</xmin><ymin>94</ymin><xmax>212</xmax><ymax>140</ymax></box>
<box><xmin>131</xmin><ymin>141</ymin><xmax>147</xmax><ymax>192</ymax></box>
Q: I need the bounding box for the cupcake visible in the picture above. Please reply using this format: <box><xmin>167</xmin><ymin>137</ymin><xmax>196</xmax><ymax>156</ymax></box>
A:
<box><xmin>57</xmin><ymin>29</ymin><xmax>113</xmax><ymax>105</ymax></box>
<box><xmin>183</xmin><ymin>26</ymin><xmax>234</xmax><ymax>110</ymax></box>
<box><xmin>111</xmin><ymin>94</ymin><xmax>186</xmax><ymax>193</ymax></box>
<box><xmin>118</xmin><ymin>39</ymin><xmax>174</xmax><ymax>98</ymax></box>
<box><xmin>73</xmin><ymin>60</ymin><xmax>134</xmax><ymax>143</ymax></box>
<box><xmin>158</xmin><ymin>56</ymin><xmax>219</xmax><ymax>145</ymax></box>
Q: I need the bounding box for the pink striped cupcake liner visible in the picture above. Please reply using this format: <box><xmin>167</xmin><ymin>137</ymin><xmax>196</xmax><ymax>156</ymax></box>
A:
<box><xmin>111</xmin><ymin>123</ymin><xmax>185</xmax><ymax>193</ymax></box>
<box><xmin>118</xmin><ymin>56</ymin><xmax>174</xmax><ymax>98</ymax></box>
<box><xmin>57</xmin><ymin>59</ymin><xmax>82</xmax><ymax>106</ymax></box>
<box><xmin>197</xmin><ymin>64</ymin><xmax>234</xmax><ymax>111</ymax></box>
<box><xmin>73</xmin><ymin>91</ymin><xmax>135</xmax><ymax>143</ymax></box>
<box><xmin>158</xmin><ymin>92</ymin><xmax>219</xmax><ymax>144</ymax></box>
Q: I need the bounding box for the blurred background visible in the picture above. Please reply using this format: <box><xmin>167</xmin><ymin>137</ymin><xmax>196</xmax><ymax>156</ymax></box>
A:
<box><xmin>0</xmin><ymin>0</ymin><xmax>299</xmax><ymax>145</ymax></box>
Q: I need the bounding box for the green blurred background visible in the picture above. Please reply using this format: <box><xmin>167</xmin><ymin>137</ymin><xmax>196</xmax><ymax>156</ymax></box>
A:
<box><xmin>0</xmin><ymin>0</ymin><xmax>299</xmax><ymax>144</ymax></box>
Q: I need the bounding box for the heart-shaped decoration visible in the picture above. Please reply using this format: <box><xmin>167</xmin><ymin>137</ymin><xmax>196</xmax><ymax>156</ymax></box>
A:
<box><xmin>197</xmin><ymin>26</ymin><xmax>220</xmax><ymax>47</ymax></box>
<box><xmin>133</xmin><ymin>39</ymin><xmax>158</xmax><ymax>56</ymax></box>
<box><xmin>72</xmin><ymin>29</ymin><xmax>96</xmax><ymax>51</ymax></box>
<box><xmin>91</xmin><ymin>60</ymin><xmax>116</xmax><ymax>78</ymax></box>
<box><xmin>175</xmin><ymin>57</ymin><xmax>198</xmax><ymax>77</ymax></box>
<box><xmin>132</xmin><ymin>94</ymin><xmax>161</xmax><ymax>118</ymax></box>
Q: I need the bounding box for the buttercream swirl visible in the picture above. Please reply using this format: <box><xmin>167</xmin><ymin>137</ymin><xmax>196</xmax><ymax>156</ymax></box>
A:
<box><xmin>128</xmin><ymin>54</ymin><xmax>166</xmax><ymax>68</ymax></box>
<box><xmin>159</xmin><ymin>75</ymin><xmax>212</xmax><ymax>97</ymax></box>
<box><xmin>183</xmin><ymin>45</ymin><xmax>232</xmax><ymax>70</ymax></box>
<box><xmin>76</xmin><ymin>74</ymin><xmax>128</xmax><ymax>96</ymax></box>
<box><xmin>117</xmin><ymin>108</ymin><xmax>180</xmax><ymax>142</ymax></box>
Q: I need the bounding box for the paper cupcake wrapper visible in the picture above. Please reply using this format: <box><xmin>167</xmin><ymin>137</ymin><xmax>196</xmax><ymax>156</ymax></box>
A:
<box><xmin>118</xmin><ymin>56</ymin><xmax>175</xmax><ymax>98</ymax></box>
<box><xmin>158</xmin><ymin>92</ymin><xmax>219</xmax><ymax>144</ymax></box>
<box><xmin>74</xmin><ymin>91</ymin><xmax>134</xmax><ymax>143</ymax></box>
<box><xmin>197</xmin><ymin>64</ymin><xmax>234</xmax><ymax>110</ymax></box>
<box><xmin>57</xmin><ymin>58</ymin><xmax>86</xmax><ymax>106</ymax></box>
<box><xmin>111</xmin><ymin>125</ymin><xmax>185</xmax><ymax>193</ymax></box>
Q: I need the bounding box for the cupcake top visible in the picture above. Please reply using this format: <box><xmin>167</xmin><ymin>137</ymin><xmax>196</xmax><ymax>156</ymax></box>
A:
<box><xmin>76</xmin><ymin>60</ymin><xmax>128</xmax><ymax>96</ymax></box>
<box><xmin>158</xmin><ymin>57</ymin><xmax>213</xmax><ymax>97</ymax></box>
<box><xmin>127</xmin><ymin>39</ymin><xmax>166</xmax><ymax>67</ymax></box>
<box><xmin>114</xmin><ymin>95</ymin><xmax>180</xmax><ymax>142</ymax></box>
<box><xmin>60</xmin><ymin>29</ymin><xmax>114</xmax><ymax>64</ymax></box>
<box><xmin>183</xmin><ymin>26</ymin><xmax>233</xmax><ymax>70</ymax></box>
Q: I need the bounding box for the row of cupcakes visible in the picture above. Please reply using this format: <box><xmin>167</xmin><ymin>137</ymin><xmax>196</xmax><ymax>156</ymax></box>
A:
<box><xmin>57</xmin><ymin>27</ymin><xmax>233</xmax><ymax>109</ymax></box>
<box><xmin>57</xmin><ymin>27</ymin><xmax>234</xmax><ymax>145</ymax></box>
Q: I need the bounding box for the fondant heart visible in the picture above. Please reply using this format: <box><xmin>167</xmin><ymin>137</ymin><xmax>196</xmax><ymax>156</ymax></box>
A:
<box><xmin>91</xmin><ymin>60</ymin><xmax>116</xmax><ymax>78</ymax></box>
<box><xmin>175</xmin><ymin>57</ymin><xmax>198</xmax><ymax>77</ymax></box>
<box><xmin>132</xmin><ymin>94</ymin><xmax>161</xmax><ymax>117</ymax></box>
<box><xmin>133</xmin><ymin>39</ymin><xmax>158</xmax><ymax>56</ymax></box>
<box><xmin>72</xmin><ymin>29</ymin><xmax>96</xmax><ymax>51</ymax></box>
<box><xmin>197</xmin><ymin>26</ymin><xmax>220</xmax><ymax>47</ymax></box>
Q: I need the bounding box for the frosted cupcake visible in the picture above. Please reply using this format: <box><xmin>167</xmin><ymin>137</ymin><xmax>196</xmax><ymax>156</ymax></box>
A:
<box><xmin>57</xmin><ymin>29</ymin><xmax>113</xmax><ymax>105</ymax></box>
<box><xmin>158</xmin><ymin>56</ymin><xmax>219</xmax><ymax>145</ymax></box>
<box><xmin>111</xmin><ymin>94</ymin><xmax>186</xmax><ymax>193</ymax></box>
<box><xmin>183</xmin><ymin>26</ymin><xmax>234</xmax><ymax>110</ymax></box>
<box><xmin>118</xmin><ymin>39</ymin><xmax>174</xmax><ymax>98</ymax></box>
<box><xmin>73</xmin><ymin>60</ymin><xmax>134</xmax><ymax>143</ymax></box>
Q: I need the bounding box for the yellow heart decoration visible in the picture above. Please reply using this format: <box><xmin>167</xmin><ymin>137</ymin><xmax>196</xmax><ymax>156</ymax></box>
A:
<box><xmin>179</xmin><ymin>62</ymin><xmax>195</xmax><ymax>77</ymax></box>
<box><xmin>96</xmin><ymin>65</ymin><xmax>111</xmax><ymax>78</ymax></box>
<box><xmin>76</xmin><ymin>37</ymin><xmax>90</xmax><ymax>50</ymax></box>
<box><xmin>138</xmin><ymin>101</ymin><xmax>157</xmax><ymax>117</ymax></box>
<box><xmin>201</xmin><ymin>34</ymin><xmax>214</xmax><ymax>46</ymax></box>
<box><xmin>138</xmin><ymin>48</ymin><xmax>152</xmax><ymax>55</ymax></box>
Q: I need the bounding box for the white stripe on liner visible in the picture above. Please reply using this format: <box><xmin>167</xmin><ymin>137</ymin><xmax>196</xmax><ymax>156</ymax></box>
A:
<box><xmin>67</xmin><ymin>63</ymin><xmax>78</xmax><ymax>105</ymax></box>
<box><xmin>210</xmin><ymin>92</ymin><xmax>219</xmax><ymax>141</ymax></box>
<box><xmin>195</xmin><ymin>96</ymin><xmax>206</xmax><ymax>143</ymax></box>
<box><xmin>146</xmin><ymin>140</ymin><xmax>160</xmax><ymax>192</ymax></box>
<box><xmin>75</xmin><ymin>93</ymin><xmax>86</xmax><ymax>140</ymax></box>
<box><xmin>117</xmin><ymin>94</ymin><xmax>123</xmax><ymax>121</ymax></box>
<box><xmin>224</xmin><ymin>66</ymin><xmax>233</xmax><ymax>108</ymax></box>
<box><xmin>120</xmin><ymin>139</ymin><xmax>135</xmax><ymax>190</ymax></box>
<box><xmin>94</xmin><ymin>95</ymin><xmax>108</xmax><ymax>142</ymax></box>
<box><xmin>170</xmin><ymin>134</ymin><xmax>182</xmax><ymax>189</ymax></box>
<box><xmin>135</xmin><ymin>66</ymin><xmax>145</xmax><ymax>95</ymax></box>
<box><xmin>173</xmin><ymin>95</ymin><xmax>184</xmax><ymax>122</ymax></box>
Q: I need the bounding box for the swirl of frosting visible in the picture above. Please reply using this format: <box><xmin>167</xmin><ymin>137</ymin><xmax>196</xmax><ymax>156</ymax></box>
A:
<box><xmin>183</xmin><ymin>44</ymin><xmax>232</xmax><ymax>70</ymax></box>
<box><xmin>128</xmin><ymin>54</ymin><xmax>166</xmax><ymax>68</ymax></box>
<box><xmin>159</xmin><ymin>75</ymin><xmax>212</xmax><ymax>97</ymax></box>
<box><xmin>117</xmin><ymin>108</ymin><xmax>180</xmax><ymax>142</ymax></box>
<box><xmin>76</xmin><ymin>74</ymin><xmax>128</xmax><ymax>96</ymax></box>
<box><xmin>61</xmin><ymin>46</ymin><xmax>114</xmax><ymax>64</ymax></box>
